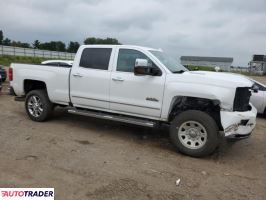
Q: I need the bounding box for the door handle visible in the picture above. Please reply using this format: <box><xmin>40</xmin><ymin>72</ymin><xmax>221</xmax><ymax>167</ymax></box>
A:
<box><xmin>73</xmin><ymin>73</ymin><xmax>83</xmax><ymax>78</ymax></box>
<box><xmin>112</xmin><ymin>77</ymin><xmax>124</xmax><ymax>82</ymax></box>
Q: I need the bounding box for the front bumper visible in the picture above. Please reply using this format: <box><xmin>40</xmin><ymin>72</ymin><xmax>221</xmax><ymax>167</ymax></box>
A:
<box><xmin>220</xmin><ymin>104</ymin><xmax>257</xmax><ymax>138</ymax></box>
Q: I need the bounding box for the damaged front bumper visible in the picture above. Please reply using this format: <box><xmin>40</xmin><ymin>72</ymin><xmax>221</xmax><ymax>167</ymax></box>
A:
<box><xmin>220</xmin><ymin>104</ymin><xmax>257</xmax><ymax>139</ymax></box>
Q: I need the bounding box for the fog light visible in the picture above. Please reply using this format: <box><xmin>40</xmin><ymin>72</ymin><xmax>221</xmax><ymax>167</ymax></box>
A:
<box><xmin>240</xmin><ymin>120</ymin><xmax>249</xmax><ymax>126</ymax></box>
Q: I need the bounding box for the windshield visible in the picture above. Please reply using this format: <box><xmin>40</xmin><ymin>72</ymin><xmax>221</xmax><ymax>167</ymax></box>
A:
<box><xmin>149</xmin><ymin>50</ymin><xmax>188</xmax><ymax>73</ymax></box>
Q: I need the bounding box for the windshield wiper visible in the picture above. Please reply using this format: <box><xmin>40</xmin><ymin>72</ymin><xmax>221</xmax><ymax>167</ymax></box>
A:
<box><xmin>172</xmin><ymin>70</ymin><xmax>186</xmax><ymax>74</ymax></box>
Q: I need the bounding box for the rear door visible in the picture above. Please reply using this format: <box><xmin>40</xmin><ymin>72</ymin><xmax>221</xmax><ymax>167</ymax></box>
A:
<box><xmin>109</xmin><ymin>48</ymin><xmax>165</xmax><ymax>118</ymax></box>
<box><xmin>70</xmin><ymin>47</ymin><xmax>114</xmax><ymax>110</ymax></box>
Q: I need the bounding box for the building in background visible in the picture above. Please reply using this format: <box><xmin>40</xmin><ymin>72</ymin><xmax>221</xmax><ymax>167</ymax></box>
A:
<box><xmin>249</xmin><ymin>55</ymin><xmax>266</xmax><ymax>75</ymax></box>
<box><xmin>180</xmin><ymin>56</ymin><xmax>233</xmax><ymax>71</ymax></box>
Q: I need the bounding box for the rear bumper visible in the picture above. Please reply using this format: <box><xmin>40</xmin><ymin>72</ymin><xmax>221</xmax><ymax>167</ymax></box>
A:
<box><xmin>220</xmin><ymin>104</ymin><xmax>257</xmax><ymax>139</ymax></box>
<box><xmin>9</xmin><ymin>86</ymin><xmax>25</xmax><ymax>101</ymax></box>
<box><xmin>9</xmin><ymin>86</ymin><xmax>16</xmax><ymax>96</ymax></box>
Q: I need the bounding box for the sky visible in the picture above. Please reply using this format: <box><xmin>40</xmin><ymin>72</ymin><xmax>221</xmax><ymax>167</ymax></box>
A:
<box><xmin>0</xmin><ymin>0</ymin><xmax>266</xmax><ymax>66</ymax></box>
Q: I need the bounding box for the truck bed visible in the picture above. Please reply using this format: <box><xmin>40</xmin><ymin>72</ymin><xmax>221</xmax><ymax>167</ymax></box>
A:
<box><xmin>10</xmin><ymin>63</ymin><xmax>71</xmax><ymax>105</ymax></box>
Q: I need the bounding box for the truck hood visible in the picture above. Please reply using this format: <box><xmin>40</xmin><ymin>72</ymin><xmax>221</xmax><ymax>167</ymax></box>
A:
<box><xmin>165</xmin><ymin>71</ymin><xmax>254</xmax><ymax>110</ymax></box>
<box><xmin>168</xmin><ymin>71</ymin><xmax>253</xmax><ymax>89</ymax></box>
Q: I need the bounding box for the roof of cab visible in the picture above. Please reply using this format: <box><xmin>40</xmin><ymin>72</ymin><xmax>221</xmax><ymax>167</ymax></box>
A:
<box><xmin>80</xmin><ymin>45</ymin><xmax>161</xmax><ymax>52</ymax></box>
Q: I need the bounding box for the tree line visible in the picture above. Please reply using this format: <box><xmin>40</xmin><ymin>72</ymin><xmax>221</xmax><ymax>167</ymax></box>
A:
<box><xmin>0</xmin><ymin>30</ymin><xmax>121</xmax><ymax>53</ymax></box>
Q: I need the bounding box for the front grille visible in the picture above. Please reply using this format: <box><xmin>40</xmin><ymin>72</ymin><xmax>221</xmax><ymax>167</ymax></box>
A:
<box><xmin>233</xmin><ymin>87</ymin><xmax>251</xmax><ymax>112</ymax></box>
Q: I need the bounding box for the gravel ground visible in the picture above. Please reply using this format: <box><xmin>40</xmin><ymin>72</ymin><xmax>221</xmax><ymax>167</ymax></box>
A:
<box><xmin>0</xmin><ymin>79</ymin><xmax>266</xmax><ymax>200</ymax></box>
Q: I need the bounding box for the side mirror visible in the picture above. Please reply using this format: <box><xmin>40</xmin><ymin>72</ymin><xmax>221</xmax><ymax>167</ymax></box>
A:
<box><xmin>251</xmin><ymin>84</ymin><xmax>259</xmax><ymax>93</ymax></box>
<box><xmin>134</xmin><ymin>58</ymin><xmax>161</xmax><ymax>76</ymax></box>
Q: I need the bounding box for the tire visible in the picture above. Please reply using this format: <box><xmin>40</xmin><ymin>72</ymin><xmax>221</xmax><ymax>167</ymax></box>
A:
<box><xmin>170</xmin><ymin>110</ymin><xmax>219</xmax><ymax>157</ymax></box>
<box><xmin>25</xmin><ymin>89</ymin><xmax>53</xmax><ymax>122</ymax></box>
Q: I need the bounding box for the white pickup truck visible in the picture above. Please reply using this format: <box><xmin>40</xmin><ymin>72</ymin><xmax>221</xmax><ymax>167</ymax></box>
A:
<box><xmin>9</xmin><ymin>45</ymin><xmax>257</xmax><ymax>157</ymax></box>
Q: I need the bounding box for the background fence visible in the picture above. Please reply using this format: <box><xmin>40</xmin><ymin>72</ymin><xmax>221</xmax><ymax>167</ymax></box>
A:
<box><xmin>0</xmin><ymin>45</ymin><xmax>75</xmax><ymax>60</ymax></box>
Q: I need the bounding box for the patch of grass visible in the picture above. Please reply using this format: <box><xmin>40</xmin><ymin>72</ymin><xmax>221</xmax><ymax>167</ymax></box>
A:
<box><xmin>185</xmin><ymin>65</ymin><xmax>215</xmax><ymax>71</ymax></box>
<box><xmin>0</xmin><ymin>55</ymin><xmax>54</xmax><ymax>66</ymax></box>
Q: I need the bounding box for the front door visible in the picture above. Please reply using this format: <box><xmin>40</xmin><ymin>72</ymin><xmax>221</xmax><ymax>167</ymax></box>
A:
<box><xmin>110</xmin><ymin>48</ymin><xmax>165</xmax><ymax>118</ymax></box>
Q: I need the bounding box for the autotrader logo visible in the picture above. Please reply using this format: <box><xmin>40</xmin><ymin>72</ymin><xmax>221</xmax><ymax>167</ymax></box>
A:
<box><xmin>0</xmin><ymin>188</ymin><xmax>54</xmax><ymax>200</ymax></box>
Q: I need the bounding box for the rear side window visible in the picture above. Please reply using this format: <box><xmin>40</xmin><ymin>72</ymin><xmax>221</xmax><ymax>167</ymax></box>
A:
<box><xmin>80</xmin><ymin>48</ymin><xmax>112</xmax><ymax>70</ymax></box>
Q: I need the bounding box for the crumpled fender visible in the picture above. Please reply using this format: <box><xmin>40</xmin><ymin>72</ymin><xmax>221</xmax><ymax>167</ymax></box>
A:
<box><xmin>161</xmin><ymin>82</ymin><xmax>235</xmax><ymax>120</ymax></box>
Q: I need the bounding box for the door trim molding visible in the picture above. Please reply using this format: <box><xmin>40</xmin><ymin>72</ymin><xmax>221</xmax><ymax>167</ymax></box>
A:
<box><xmin>71</xmin><ymin>95</ymin><xmax>160</xmax><ymax>110</ymax></box>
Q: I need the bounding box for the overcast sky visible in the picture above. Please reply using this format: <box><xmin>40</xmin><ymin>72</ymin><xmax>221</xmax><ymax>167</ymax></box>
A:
<box><xmin>0</xmin><ymin>0</ymin><xmax>265</xmax><ymax>66</ymax></box>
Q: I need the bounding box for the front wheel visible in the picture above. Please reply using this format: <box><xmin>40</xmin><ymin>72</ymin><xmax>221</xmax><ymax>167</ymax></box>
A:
<box><xmin>170</xmin><ymin>110</ymin><xmax>219</xmax><ymax>157</ymax></box>
<box><xmin>25</xmin><ymin>90</ymin><xmax>53</xmax><ymax>122</ymax></box>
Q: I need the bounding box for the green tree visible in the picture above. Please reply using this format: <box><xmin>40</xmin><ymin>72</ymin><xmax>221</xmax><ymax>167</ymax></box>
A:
<box><xmin>67</xmin><ymin>41</ymin><xmax>80</xmax><ymax>53</ymax></box>
<box><xmin>38</xmin><ymin>42</ymin><xmax>50</xmax><ymax>50</ymax></box>
<box><xmin>84</xmin><ymin>37</ymin><xmax>121</xmax><ymax>45</ymax></box>
<box><xmin>20</xmin><ymin>42</ymin><xmax>31</xmax><ymax>48</ymax></box>
<box><xmin>55</xmin><ymin>41</ymin><xmax>66</xmax><ymax>52</ymax></box>
<box><xmin>0</xmin><ymin>30</ymin><xmax>3</xmax><ymax>45</ymax></box>
<box><xmin>39</xmin><ymin>42</ymin><xmax>55</xmax><ymax>51</ymax></box>
<box><xmin>2</xmin><ymin>38</ymin><xmax>11</xmax><ymax>46</ymax></box>
<box><xmin>33</xmin><ymin>40</ymin><xmax>40</xmax><ymax>49</ymax></box>
<box><xmin>84</xmin><ymin>37</ymin><xmax>97</xmax><ymax>44</ymax></box>
<box><xmin>39</xmin><ymin>41</ymin><xmax>66</xmax><ymax>51</ymax></box>
<box><xmin>11</xmin><ymin>41</ymin><xmax>30</xmax><ymax>48</ymax></box>
<box><xmin>104</xmin><ymin>37</ymin><xmax>120</xmax><ymax>44</ymax></box>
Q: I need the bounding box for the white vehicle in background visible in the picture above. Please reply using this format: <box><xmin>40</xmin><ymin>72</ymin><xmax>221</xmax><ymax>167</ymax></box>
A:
<box><xmin>9</xmin><ymin>45</ymin><xmax>257</xmax><ymax>157</ymax></box>
<box><xmin>41</xmin><ymin>60</ymin><xmax>73</xmax><ymax>67</ymax></box>
<box><xmin>250</xmin><ymin>79</ymin><xmax>266</xmax><ymax>115</ymax></box>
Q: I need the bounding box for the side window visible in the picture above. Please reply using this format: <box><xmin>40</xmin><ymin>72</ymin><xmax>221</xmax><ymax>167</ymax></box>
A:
<box><xmin>117</xmin><ymin>49</ymin><xmax>156</xmax><ymax>72</ymax></box>
<box><xmin>80</xmin><ymin>48</ymin><xmax>112</xmax><ymax>70</ymax></box>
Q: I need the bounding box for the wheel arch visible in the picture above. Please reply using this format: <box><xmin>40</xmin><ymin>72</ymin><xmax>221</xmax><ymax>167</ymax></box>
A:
<box><xmin>168</xmin><ymin>96</ymin><xmax>223</xmax><ymax>131</ymax></box>
<box><xmin>24</xmin><ymin>79</ymin><xmax>47</xmax><ymax>95</ymax></box>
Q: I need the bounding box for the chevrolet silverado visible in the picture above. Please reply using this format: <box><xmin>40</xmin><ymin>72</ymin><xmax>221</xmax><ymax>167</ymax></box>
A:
<box><xmin>9</xmin><ymin>45</ymin><xmax>257</xmax><ymax>157</ymax></box>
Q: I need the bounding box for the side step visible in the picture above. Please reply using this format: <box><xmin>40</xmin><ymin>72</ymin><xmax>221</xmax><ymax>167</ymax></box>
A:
<box><xmin>68</xmin><ymin>108</ymin><xmax>156</xmax><ymax>128</ymax></box>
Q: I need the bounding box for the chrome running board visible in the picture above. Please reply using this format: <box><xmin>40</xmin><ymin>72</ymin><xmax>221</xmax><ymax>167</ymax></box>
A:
<box><xmin>68</xmin><ymin>108</ymin><xmax>156</xmax><ymax>128</ymax></box>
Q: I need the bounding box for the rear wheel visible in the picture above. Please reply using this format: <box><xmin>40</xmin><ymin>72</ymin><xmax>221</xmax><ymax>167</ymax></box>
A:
<box><xmin>25</xmin><ymin>90</ymin><xmax>53</xmax><ymax>122</ymax></box>
<box><xmin>170</xmin><ymin>110</ymin><xmax>219</xmax><ymax>157</ymax></box>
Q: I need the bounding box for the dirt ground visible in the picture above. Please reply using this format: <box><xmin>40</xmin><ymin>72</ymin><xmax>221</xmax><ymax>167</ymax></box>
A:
<box><xmin>0</xmin><ymin>78</ymin><xmax>266</xmax><ymax>200</ymax></box>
